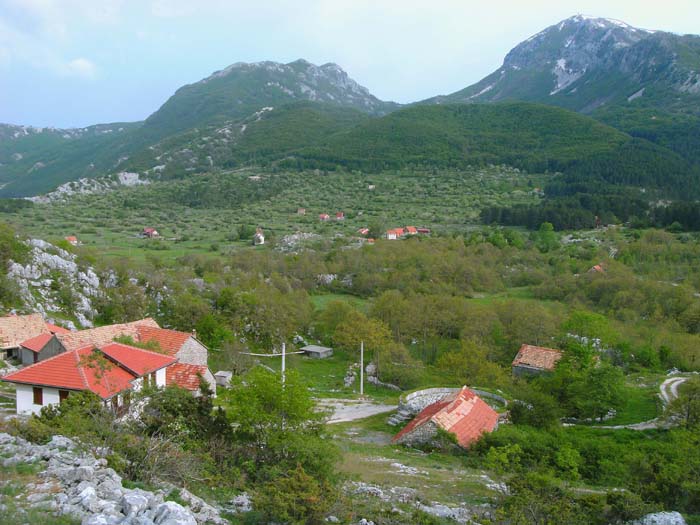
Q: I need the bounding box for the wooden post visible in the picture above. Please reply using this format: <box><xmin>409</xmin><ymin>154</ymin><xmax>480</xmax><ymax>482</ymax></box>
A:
<box><xmin>360</xmin><ymin>341</ymin><xmax>364</xmax><ymax>396</ymax></box>
<box><xmin>281</xmin><ymin>342</ymin><xmax>286</xmax><ymax>386</ymax></box>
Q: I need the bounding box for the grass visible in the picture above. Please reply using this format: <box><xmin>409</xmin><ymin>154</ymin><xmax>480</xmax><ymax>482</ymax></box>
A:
<box><xmin>310</xmin><ymin>293</ymin><xmax>370</xmax><ymax>313</ymax></box>
<box><xmin>331</xmin><ymin>413</ymin><xmax>497</xmax><ymax>507</ymax></box>
<box><xmin>1</xmin><ymin>166</ymin><xmax>544</xmax><ymax>265</ymax></box>
<box><xmin>595</xmin><ymin>377</ymin><xmax>661</xmax><ymax>426</ymax></box>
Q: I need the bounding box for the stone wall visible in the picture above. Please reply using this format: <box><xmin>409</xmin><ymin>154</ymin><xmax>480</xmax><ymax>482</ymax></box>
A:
<box><xmin>393</xmin><ymin>420</ymin><xmax>438</xmax><ymax>446</ymax></box>
<box><xmin>399</xmin><ymin>388</ymin><xmax>459</xmax><ymax>415</ymax></box>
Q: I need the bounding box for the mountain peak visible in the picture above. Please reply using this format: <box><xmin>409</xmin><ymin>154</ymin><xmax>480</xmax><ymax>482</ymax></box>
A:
<box><xmin>428</xmin><ymin>14</ymin><xmax>700</xmax><ymax>114</ymax></box>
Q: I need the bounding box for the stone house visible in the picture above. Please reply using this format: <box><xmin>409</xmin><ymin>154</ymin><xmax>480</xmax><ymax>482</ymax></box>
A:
<box><xmin>0</xmin><ymin>313</ymin><xmax>68</xmax><ymax>360</ymax></box>
<box><xmin>511</xmin><ymin>344</ymin><xmax>563</xmax><ymax>377</ymax></box>
<box><xmin>136</xmin><ymin>326</ymin><xmax>216</xmax><ymax>394</ymax></box>
<box><xmin>392</xmin><ymin>387</ymin><xmax>499</xmax><ymax>449</ymax></box>
<box><xmin>2</xmin><ymin>342</ymin><xmax>175</xmax><ymax>416</ymax></box>
<box><xmin>141</xmin><ymin>227</ymin><xmax>159</xmax><ymax>238</ymax></box>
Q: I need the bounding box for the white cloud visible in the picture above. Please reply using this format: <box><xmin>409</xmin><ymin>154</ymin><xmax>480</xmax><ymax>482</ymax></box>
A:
<box><xmin>65</xmin><ymin>57</ymin><xmax>96</xmax><ymax>78</ymax></box>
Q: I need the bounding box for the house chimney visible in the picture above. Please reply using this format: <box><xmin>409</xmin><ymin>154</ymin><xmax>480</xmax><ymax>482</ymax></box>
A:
<box><xmin>192</xmin><ymin>329</ymin><xmax>197</xmax><ymax>339</ymax></box>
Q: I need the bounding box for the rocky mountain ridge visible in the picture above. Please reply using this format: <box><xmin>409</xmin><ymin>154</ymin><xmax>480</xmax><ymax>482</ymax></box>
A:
<box><xmin>426</xmin><ymin>15</ymin><xmax>700</xmax><ymax>113</ymax></box>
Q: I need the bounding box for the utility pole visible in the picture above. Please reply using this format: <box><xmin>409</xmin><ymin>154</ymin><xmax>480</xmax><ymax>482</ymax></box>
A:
<box><xmin>360</xmin><ymin>341</ymin><xmax>364</xmax><ymax>396</ymax></box>
<box><xmin>281</xmin><ymin>342</ymin><xmax>286</xmax><ymax>386</ymax></box>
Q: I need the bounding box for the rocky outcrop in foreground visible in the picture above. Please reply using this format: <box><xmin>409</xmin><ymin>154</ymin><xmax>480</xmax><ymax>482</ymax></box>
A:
<box><xmin>0</xmin><ymin>433</ymin><xmax>236</xmax><ymax>524</ymax></box>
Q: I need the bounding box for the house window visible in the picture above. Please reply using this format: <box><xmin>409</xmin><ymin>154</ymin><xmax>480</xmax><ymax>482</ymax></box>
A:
<box><xmin>33</xmin><ymin>352</ymin><xmax>38</xmax><ymax>364</ymax></box>
<box><xmin>59</xmin><ymin>390</ymin><xmax>69</xmax><ymax>403</ymax></box>
<box><xmin>32</xmin><ymin>387</ymin><xmax>43</xmax><ymax>405</ymax></box>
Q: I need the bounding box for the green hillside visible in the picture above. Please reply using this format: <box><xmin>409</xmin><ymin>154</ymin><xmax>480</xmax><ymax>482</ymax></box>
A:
<box><xmin>0</xmin><ymin>123</ymin><xmax>141</xmax><ymax>197</ymax></box>
<box><xmin>291</xmin><ymin>103</ymin><xmax>694</xmax><ymax>192</ymax></box>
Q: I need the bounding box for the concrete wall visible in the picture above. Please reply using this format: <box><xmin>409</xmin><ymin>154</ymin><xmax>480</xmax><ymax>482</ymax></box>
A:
<box><xmin>20</xmin><ymin>338</ymin><xmax>64</xmax><ymax>366</ymax></box>
<box><xmin>15</xmin><ymin>384</ymin><xmax>60</xmax><ymax>415</ymax></box>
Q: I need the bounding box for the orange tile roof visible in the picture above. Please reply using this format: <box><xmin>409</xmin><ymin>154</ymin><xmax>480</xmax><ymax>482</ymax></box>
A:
<box><xmin>0</xmin><ymin>314</ymin><xmax>50</xmax><ymax>350</ymax></box>
<box><xmin>2</xmin><ymin>343</ymin><xmax>175</xmax><ymax>399</ymax></box>
<box><xmin>393</xmin><ymin>387</ymin><xmax>498</xmax><ymax>448</ymax></box>
<box><xmin>100</xmin><ymin>342</ymin><xmax>176</xmax><ymax>376</ymax></box>
<box><xmin>406</xmin><ymin>226</ymin><xmax>417</xmax><ymax>234</ymax></box>
<box><xmin>166</xmin><ymin>363</ymin><xmax>208</xmax><ymax>391</ymax></box>
<box><xmin>135</xmin><ymin>326</ymin><xmax>191</xmax><ymax>356</ymax></box>
<box><xmin>512</xmin><ymin>344</ymin><xmax>562</xmax><ymax>371</ymax></box>
<box><xmin>45</xmin><ymin>323</ymin><xmax>71</xmax><ymax>335</ymax></box>
<box><xmin>56</xmin><ymin>318</ymin><xmax>159</xmax><ymax>352</ymax></box>
<box><xmin>20</xmin><ymin>333</ymin><xmax>54</xmax><ymax>353</ymax></box>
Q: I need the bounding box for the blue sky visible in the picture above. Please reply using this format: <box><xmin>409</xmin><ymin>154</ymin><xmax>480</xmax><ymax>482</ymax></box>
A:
<box><xmin>1</xmin><ymin>0</ymin><xmax>698</xmax><ymax>128</ymax></box>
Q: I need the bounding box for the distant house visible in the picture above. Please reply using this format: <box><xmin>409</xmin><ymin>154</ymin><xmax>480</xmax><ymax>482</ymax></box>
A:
<box><xmin>336</xmin><ymin>212</ymin><xmax>345</xmax><ymax>221</ymax></box>
<box><xmin>301</xmin><ymin>344</ymin><xmax>333</xmax><ymax>359</ymax></box>
<box><xmin>588</xmin><ymin>263</ymin><xmax>605</xmax><ymax>274</ymax></box>
<box><xmin>319</xmin><ymin>213</ymin><xmax>330</xmax><ymax>221</ymax></box>
<box><xmin>386</xmin><ymin>227</ymin><xmax>406</xmax><ymax>240</ymax></box>
<box><xmin>368</xmin><ymin>185</ymin><xmax>376</xmax><ymax>190</ymax></box>
<box><xmin>253</xmin><ymin>227</ymin><xmax>265</xmax><ymax>246</ymax></box>
<box><xmin>19</xmin><ymin>333</ymin><xmax>62</xmax><ymax>366</ymax></box>
<box><xmin>2</xmin><ymin>342</ymin><xmax>175</xmax><ymax>416</ymax></box>
<box><xmin>417</xmin><ymin>228</ymin><xmax>431</xmax><ymax>234</ymax></box>
<box><xmin>511</xmin><ymin>344</ymin><xmax>562</xmax><ymax>377</ymax></box>
<box><xmin>64</xmin><ymin>236</ymin><xmax>78</xmax><ymax>246</ymax></box>
<box><xmin>297</xmin><ymin>208</ymin><xmax>306</xmax><ymax>216</ymax></box>
<box><xmin>357</xmin><ymin>228</ymin><xmax>370</xmax><ymax>236</ymax></box>
<box><xmin>392</xmin><ymin>387</ymin><xmax>499</xmax><ymax>448</ymax></box>
<box><xmin>406</xmin><ymin>226</ymin><xmax>418</xmax><ymax>235</ymax></box>
<box><xmin>141</xmin><ymin>227</ymin><xmax>159</xmax><ymax>239</ymax></box>
<box><xmin>0</xmin><ymin>314</ymin><xmax>53</xmax><ymax>360</ymax></box>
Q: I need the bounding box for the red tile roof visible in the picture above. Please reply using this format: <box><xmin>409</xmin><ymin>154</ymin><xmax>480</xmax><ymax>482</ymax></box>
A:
<box><xmin>393</xmin><ymin>387</ymin><xmax>498</xmax><ymax>448</ymax></box>
<box><xmin>406</xmin><ymin>226</ymin><xmax>418</xmax><ymax>234</ymax></box>
<box><xmin>135</xmin><ymin>326</ymin><xmax>191</xmax><ymax>357</ymax></box>
<box><xmin>512</xmin><ymin>344</ymin><xmax>562</xmax><ymax>371</ymax></box>
<box><xmin>0</xmin><ymin>314</ymin><xmax>50</xmax><ymax>350</ymax></box>
<box><xmin>100</xmin><ymin>342</ymin><xmax>176</xmax><ymax>376</ymax></box>
<box><xmin>20</xmin><ymin>333</ymin><xmax>54</xmax><ymax>353</ymax></box>
<box><xmin>45</xmin><ymin>323</ymin><xmax>71</xmax><ymax>335</ymax></box>
<box><xmin>166</xmin><ymin>363</ymin><xmax>207</xmax><ymax>391</ymax></box>
<box><xmin>2</xmin><ymin>343</ymin><xmax>175</xmax><ymax>399</ymax></box>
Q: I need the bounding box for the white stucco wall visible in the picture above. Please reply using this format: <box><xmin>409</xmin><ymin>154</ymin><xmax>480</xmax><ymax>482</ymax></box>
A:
<box><xmin>15</xmin><ymin>384</ymin><xmax>60</xmax><ymax>415</ymax></box>
<box><xmin>156</xmin><ymin>367</ymin><xmax>166</xmax><ymax>387</ymax></box>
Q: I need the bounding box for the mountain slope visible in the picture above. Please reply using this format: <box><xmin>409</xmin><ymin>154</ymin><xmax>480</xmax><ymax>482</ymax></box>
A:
<box><xmin>424</xmin><ymin>15</ymin><xmax>700</xmax><ymax>166</ymax></box>
<box><xmin>0</xmin><ymin>60</ymin><xmax>397</xmax><ymax>197</ymax></box>
<box><xmin>290</xmin><ymin>102</ymin><xmax>695</xmax><ymax>194</ymax></box>
<box><xmin>427</xmin><ymin>15</ymin><xmax>700</xmax><ymax>113</ymax></box>
<box><xmin>123</xmin><ymin>102</ymin><xmax>371</xmax><ymax>178</ymax></box>
<box><xmin>139</xmin><ymin>59</ymin><xmax>398</xmax><ymax>142</ymax></box>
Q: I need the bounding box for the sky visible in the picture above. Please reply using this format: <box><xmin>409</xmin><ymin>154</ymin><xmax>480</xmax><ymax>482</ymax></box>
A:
<box><xmin>0</xmin><ymin>0</ymin><xmax>698</xmax><ymax>128</ymax></box>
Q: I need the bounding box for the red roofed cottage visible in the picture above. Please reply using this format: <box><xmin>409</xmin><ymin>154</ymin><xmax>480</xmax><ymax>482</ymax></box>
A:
<box><xmin>392</xmin><ymin>387</ymin><xmax>499</xmax><ymax>449</ymax></box>
<box><xmin>511</xmin><ymin>344</ymin><xmax>563</xmax><ymax>377</ymax></box>
<box><xmin>2</xmin><ymin>343</ymin><xmax>175</xmax><ymax>416</ymax></box>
